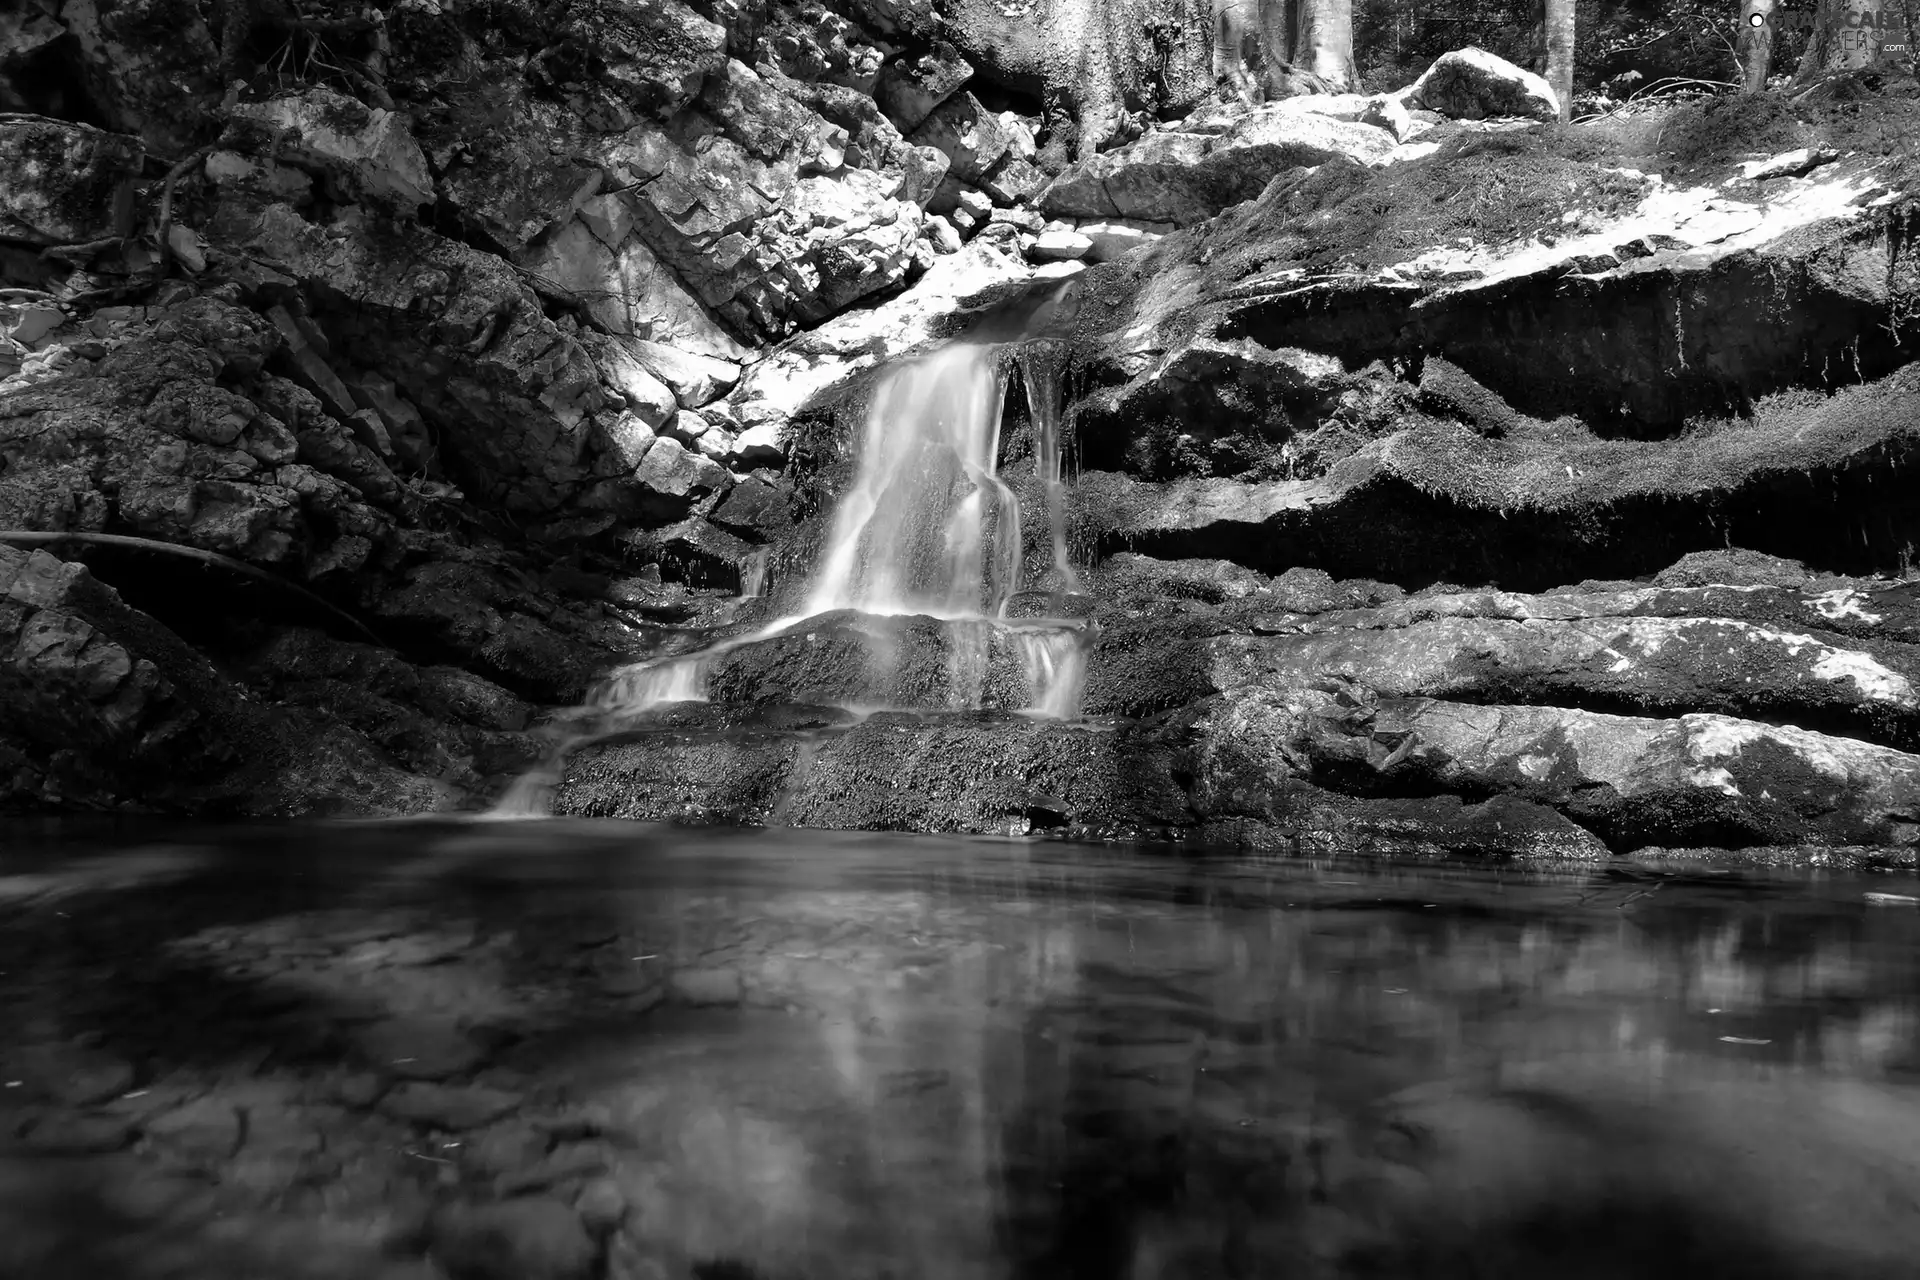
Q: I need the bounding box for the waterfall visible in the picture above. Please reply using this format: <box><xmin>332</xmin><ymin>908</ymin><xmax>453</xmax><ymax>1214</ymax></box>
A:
<box><xmin>805</xmin><ymin>344</ymin><xmax>1024</xmax><ymax>619</ymax></box>
<box><xmin>491</xmin><ymin>340</ymin><xmax>1089</xmax><ymax>817</ymax></box>
<box><xmin>1018</xmin><ymin>346</ymin><xmax>1083</xmax><ymax>601</ymax></box>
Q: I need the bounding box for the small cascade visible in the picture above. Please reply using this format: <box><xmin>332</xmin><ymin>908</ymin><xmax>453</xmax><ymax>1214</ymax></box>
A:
<box><xmin>1016</xmin><ymin>345</ymin><xmax>1083</xmax><ymax>601</ymax></box>
<box><xmin>493</xmin><ymin>338</ymin><xmax>1093</xmax><ymax>818</ymax></box>
<box><xmin>1012</xmin><ymin>625</ymin><xmax>1087</xmax><ymax>720</ymax></box>
<box><xmin>739</xmin><ymin>546</ymin><xmax>772</xmax><ymax>599</ymax></box>
<box><xmin>596</xmin><ymin>653</ymin><xmax>709</xmax><ymax>711</ymax></box>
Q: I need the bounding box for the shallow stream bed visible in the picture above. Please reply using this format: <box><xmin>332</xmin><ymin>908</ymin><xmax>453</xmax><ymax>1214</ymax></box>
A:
<box><xmin>1</xmin><ymin>822</ymin><xmax>1918</xmax><ymax>1279</ymax></box>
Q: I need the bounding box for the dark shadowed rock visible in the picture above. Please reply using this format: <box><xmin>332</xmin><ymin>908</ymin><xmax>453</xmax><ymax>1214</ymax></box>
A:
<box><xmin>623</xmin><ymin>517</ymin><xmax>760</xmax><ymax>589</ymax></box>
<box><xmin>431</xmin><ymin>1198</ymin><xmax>597</xmax><ymax>1280</ymax></box>
<box><xmin>709</xmin><ymin>475</ymin><xmax>794</xmax><ymax>538</ymax></box>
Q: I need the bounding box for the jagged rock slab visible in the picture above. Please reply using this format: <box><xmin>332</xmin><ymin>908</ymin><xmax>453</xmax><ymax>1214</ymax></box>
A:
<box><xmin>1201</xmin><ymin>686</ymin><xmax>1920</xmax><ymax>850</ymax></box>
<box><xmin>212</xmin><ymin>201</ymin><xmax>608</xmax><ymax>514</ymax></box>
<box><xmin>1211</xmin><ymin>615</ymin><xmax>1920</xmax><ymax>750</ymax></box>
<box><xmin>1069</xmin><ymin>362</ymin><xmax>1920</xmax><ymax>588</ymax></box>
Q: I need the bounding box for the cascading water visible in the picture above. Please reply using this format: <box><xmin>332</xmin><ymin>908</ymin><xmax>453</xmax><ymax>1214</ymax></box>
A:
<box><xmin>491</xmin><ymin>339</ymin><xmax>1090</xmax><ymax>817</ymax></box>
<box><xmin>805</xmin><ymin>344</ymin><xmax>1024</xmax><ymax>619</ymax></box>
<box><xmin>1019</xmin><ymin>349</ymin><xmax>1082</xmax><ymax>603</ymax></box>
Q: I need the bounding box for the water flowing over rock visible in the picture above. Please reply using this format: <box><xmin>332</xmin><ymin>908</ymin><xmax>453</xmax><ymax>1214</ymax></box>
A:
<box><xmin>803</xmin><ymin>345</ymin><xmax>1024</xmax><ymax>618</ymax></box>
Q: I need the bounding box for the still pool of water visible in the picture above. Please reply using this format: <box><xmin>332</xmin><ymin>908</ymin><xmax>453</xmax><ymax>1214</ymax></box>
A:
<box><xmin>1</xmin><ymin>821</ymin><xmax>1918</xmax><ymax>1280</ymax></box>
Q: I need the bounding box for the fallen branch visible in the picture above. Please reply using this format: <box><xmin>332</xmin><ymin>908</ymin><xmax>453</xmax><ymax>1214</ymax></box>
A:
<box><xmin>0</xmin><ymin>530</ymin><xmax>385</xmax><ymax>647</ymax></box>
<box><xmin>154</xmin><ymin>145</ymin><xmax>214</xmax><ymax>280</ymax></box>
<box><xmin>40</xmin><ymin>236</ymin><xmax>123</xmax><ymax>266</ymax></box>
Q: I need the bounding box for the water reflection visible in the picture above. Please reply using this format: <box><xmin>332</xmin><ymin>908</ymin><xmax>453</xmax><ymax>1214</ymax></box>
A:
<box><xmin>0</xmin><ymin>824</ymin><xmax>1917</xmax><ymax>1280</ymax></box>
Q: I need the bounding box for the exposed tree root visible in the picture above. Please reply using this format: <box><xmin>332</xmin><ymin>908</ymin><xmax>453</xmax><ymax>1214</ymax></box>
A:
<box><xmin>0</xmin><ymin>530</ymin><xmax>385</xmax><ymax>646</ymax></box>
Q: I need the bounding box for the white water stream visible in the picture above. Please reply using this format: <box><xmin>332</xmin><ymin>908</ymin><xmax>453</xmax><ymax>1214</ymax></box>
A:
<box><xmin>490</xmin><ymin>341</ymin><xmax>1089</xmax><ymax>817</ymax></box>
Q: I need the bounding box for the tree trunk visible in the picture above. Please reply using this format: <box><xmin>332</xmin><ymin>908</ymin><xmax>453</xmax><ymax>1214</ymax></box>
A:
<box><xmin>1213</xmin><ymin>0</ymin><xmax>1296</xmax><ymax>103</ymax></box>
<box><xmin>1738</xmin><ymin>0</ymin><xmax>1777</xmax><ymax>91</ymax></box>
<box><xmin>1543</xmin><ymin>0</ymin><xmax>1575</xmax><ymax>121</ymax></box>
<box><xmin>1292</xmin><ymin>0</ymin><xmax>1356</xmax><ymax>91</ymax></box>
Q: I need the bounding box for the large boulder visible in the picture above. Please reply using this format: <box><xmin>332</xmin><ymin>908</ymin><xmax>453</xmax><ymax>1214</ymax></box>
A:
<box><xmin>1213</xmin><ymin>611</ymin><xmax>1920</xmax><ymax>751</ymax></box>
<box><xmin>908</xmin><ymin>92</ymin><xmax>1017</xmax><ymax>186</ymax></box>
<box><xmin>0</xmin><ymin>117</ymin><xmax>144</xmax><ymax>246</ymax></box>
<box><xmin>1202</xmin><ymin>687</ymin><xmax>1920</xmax><ymax>850</ymax></box>
<box><xmin>1408</xmin><ymin>48</ymin><xmax>1560</xmax><ymax>122</ymax></box>
<box><xmin>1038</xmin><ymin>106</ymin><xmax>1396</xmax><ymax>225</ymax></box>
<box><xmin>874</xmin><ymin>44</ymin><xmax>973</xmax><ymax>133</ymax></box>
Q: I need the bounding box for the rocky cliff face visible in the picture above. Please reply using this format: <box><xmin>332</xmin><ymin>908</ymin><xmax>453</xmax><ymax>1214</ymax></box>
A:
<box><xmin>4</xmin><ymin>9</ymin><xmax>1920</xmax><ymax>861</ymax></box>
<box><xmin>0</xmin><ymin>0</ymin><xmax>1071</xmax><ymax>811</ymax></box>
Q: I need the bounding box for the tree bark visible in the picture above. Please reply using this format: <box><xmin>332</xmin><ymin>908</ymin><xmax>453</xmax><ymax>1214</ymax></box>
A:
<box><xmin>1213</xmin><ymin>0</ymin><xmax>1296</xmax><ymax>103</ymax></box>
<box><xmin>1543</xmin><ymin>0</ymin><xmax>1575</xmax><ymax>121</ymax></box>
<box><xmin>1738</xmin><ymin>0</ymin><xmax>1777</xmax><ymax>91</ymax></box>
<box><xmin>1293</xmin><ymin>0</ymin><xmax>1356</xmax><ymax>92</ymax></box>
